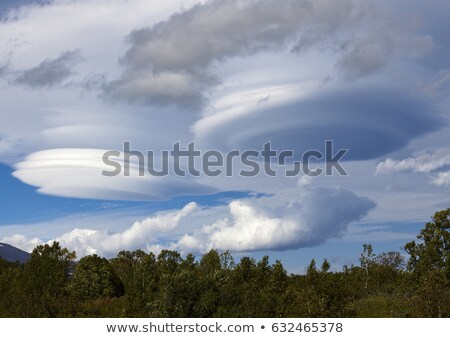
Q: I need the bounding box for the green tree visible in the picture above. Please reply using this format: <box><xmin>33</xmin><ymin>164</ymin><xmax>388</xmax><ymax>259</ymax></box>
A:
<box><xmin>404</xmin><ymin>209</ymin><xmax>450</xmax><ymax>278</ymax></box>
<box><xmin>20</xmin><ymin>242</ymin><xmax>76</xmax><ymax>317</ymax></box>
<box><xmin>321</xmin><ymin>259</ymin><xmax>331</xmax><ymax>273</ymax></box>
<box><xmin>110</xmin><ymin>250</ymin><xmax>158</xmax><ymax>316</ymax></box>
<box><xmin>0</xmin><ymin>258</ymin><xmax>22</xmax><ymax>317</ymax></box>
<box><xmin>71</xmin><ymin>254</ymin><xmax>124</xmax><ymax>301</ymax></box>
<box><xmin>412</xmin><ymin>269</ymin><xmax>449</xmax><ymax>317</ymax></box>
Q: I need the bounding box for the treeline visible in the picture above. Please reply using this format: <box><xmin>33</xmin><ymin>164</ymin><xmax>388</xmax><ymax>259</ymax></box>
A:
<box><xmin>1</xmin><ymin>209</ymin><xmax>450</xmax><ymax>318</ymax></box>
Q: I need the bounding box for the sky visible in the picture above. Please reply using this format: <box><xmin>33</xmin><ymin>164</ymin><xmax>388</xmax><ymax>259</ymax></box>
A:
<box><xmin>0</xmin><ymin>0</ymin><xmax>449</xmax><ymax>273</ymax></box>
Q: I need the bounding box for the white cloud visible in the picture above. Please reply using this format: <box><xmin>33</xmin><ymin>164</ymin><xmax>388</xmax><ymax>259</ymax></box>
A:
<box><xmin>376</xmin><ymin>150</ymin><xmax>450</xmax><ymax>174</ymax></box>
<box><xmin>13</xmin><ymin>148</ymin><xmax>215</xmax><ymax>200</ymax></box>
<box><xmin>54</xmin><ymin>202</ymin><xmax>197</xmax><ymax>256</ymax></box>
<box><xmin>1</xmin><ymin>203</ymin><xmax>197</xmax><ymax>256</ymax></box>
<box><xmin>0</xmin><ymin>234</ymin><xmax>43</xmax><ymax>253</ymax></box>
<box><xmin>432</xmin><ymin>170</ymin><xmax>450</xmax><ymax>186</ymax></box>
<box><xmin>376</xmin><ymin>150</ymin><xmax>450</xmax><ymax>187</ymax></box>
<box><xmin>0</xmin><ymin>187</ymin><xmax>375</xmax><ymax>256</ymax></box>
<box><xmin>182</xmin><ymin>186</ymin><xmax>375</xmax><ymax>252</ymax></box>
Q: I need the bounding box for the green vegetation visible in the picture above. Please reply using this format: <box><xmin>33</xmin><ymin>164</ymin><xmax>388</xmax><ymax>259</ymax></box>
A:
<box><xmin>1</xmin><ymin>209</ymin><xmax>450</xmax><ymax>318</ymax></box>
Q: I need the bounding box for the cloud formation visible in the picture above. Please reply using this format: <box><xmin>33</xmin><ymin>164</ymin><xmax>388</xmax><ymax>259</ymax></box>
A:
<box><xmin>194</xmin><ymin>83</ymin><xmax>443</xmax><ymax>161</ymax></box>
<box><xmin>1</xmin><ymin>203</ymin><xmax>197</xmax><ymax>256</ymax></box>
<box><xmin>376</xmin><ymin>150</ymin><xmax>450</xmax><ymax>187</ymax></box>
<box><xmin>176</xmin><ymin>186</ymin><xmax>376</xmax><ymax>251</ymax></box>
<box><xmin>13</xmin><ymin>50</ymin><xmax>82</xmax><ymax>88</ymax></box>
<box><xmin>376</xmin><ymin>150</ymin><xmax>450</xmax><ymax>175</ymax></box>
<box><xmin>104</xmin><ymin>0</ymin><xmax>369</xmax><ymax>107</ymax></box>
<box><xmin>432</xmin><ymin>171</ymin><xmax>450</xmax><ymax>186</ymax></box>
<box><xmin>1</xmin><ymin>186</ymin><xmax>375</xmax><ymax>256</ymax></box>
<box><xmin>12</xmin><ymin>148</ymin><xmax>215</xmax><ymax>200</ymax></box>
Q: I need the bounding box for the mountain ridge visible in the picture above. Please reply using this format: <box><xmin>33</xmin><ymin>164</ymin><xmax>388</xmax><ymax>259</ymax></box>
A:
<box><xmin>0</xmin><ymin>243</ymin><xmax>30</xmax><ymax>264</ymax></box>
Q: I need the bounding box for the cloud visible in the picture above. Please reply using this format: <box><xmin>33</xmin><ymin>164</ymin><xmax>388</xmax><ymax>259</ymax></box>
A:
<box><xmin>0</xmin><ymin>234</ymin><xmax>43</xmax><ymax>253</ymax></box>
<box><xmin>376</xmin><ymin>150</ymin><xmax>450</xmax><ymax>186</ymax></box>
<box><xmin>0</xmin><ymin>134</ymin><xmax>25</xmax><ymax>160</ymax></box>
<box><xmin>1</xmin><ymin>187</ymin><xmax>375</xmax><ymax>255</ymax></box>
<box><xmin>12</xmin><ymin>148</ymin><xmax>215</xmax><ymax>200</ymax></box>
<box><xmin>54</xmin><ymin>202</ymin><xmax>197</xmax><ymax>256</ymax></box>
<box><xmin>121</xmin><ymin>0</ymin><xmax>362</xmax><ymax>72</ymax></box>
<box><xmin>432</xmin><ymin>171</ymin><xmax>450</xmax><ymax>186</ymax></box>
<box><xmin>420</xmin><ymin>69</ymin><xmax>450</xmax><ymax>96</ymax></box>
<box><xmin>1</xmin><ymin>203</ymin><xmax>197</xmax><ymax>256</ymax></box>
<box><xmin>336</xmin><ymin>30</ymin><xmax>434</xmax><ymax>80</ymax></box>
<box><xmin>103</xmin><ymin>0</ymin><xmax>436</xmax><ymax>108</ymax></box>
<box><xmin>103</xmin><ymin>70</ymin><xmax>207</xmax><ymax>107</ymax></box>
<box><xmin>194</xmin><ymin>82</ymin><xmax>443</xmax><ymax>161</ymax></box>
<box><xmin>104</xmin><ymin>0</ymin><xmax>369</xmax><ymax>106</ymax></box>
<box><xmin>376</xmin><ymin>150</ymin><xmax>450</xmax><ymax>175</ymax></box>
<box><xmin>177</xmin><ymin>186</ymin><xmax>376</xmax><ymax>252</ymax></box>
<box><xmin>0</xmin><ymin>1</ymin><xmax>50</xmax><ymax>18</ymax></box>
<box><xmin>13</xmin><ymin>50</ymin><xmax>82</xmax><ymax>88</ymax></box>
<box><xmin>0</xmin><ymin>63</ymin><xmax>9</xmax><ymax>77</ymax></box>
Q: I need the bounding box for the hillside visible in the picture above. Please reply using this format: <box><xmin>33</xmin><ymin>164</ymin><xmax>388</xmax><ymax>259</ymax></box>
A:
<box><xmin>0</xmin><ymin>243</ymin><xmax>30</xmax><ymax>264</ymax></box>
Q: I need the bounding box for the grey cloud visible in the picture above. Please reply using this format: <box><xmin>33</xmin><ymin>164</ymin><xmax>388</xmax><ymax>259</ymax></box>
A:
<box><xmin>194</xmin><ymin>83</ymin><xmax>444</xmax><ymax>161</ymax></box>
<box><xmin>383</xmin><ymin>0</ymin><xmax>450</xmax><ymax>72</ymax></box>
<box><xmin>105</xmin><ymin>0</ymin><xmax>368</xmax><ymax>107</ymax></box>
<box><xmin>0</xmin><ymin>0</ymin><xmax>51</xmax><ymax>18</ymax></box>
<box><xmin>121</xmin><ymin>0</ymin><xmax>361</xmax><ymax>72</ymax></box>
<box><xmin>337</xmin><ymin>35</ymin><xmax>393</xmax><ymax>79</ymax></box>
<box><xmin>337</xmin><ymin>32</ymin><xmax>434</xmax><ymax>80</ymax></box>
<box><xmin>0</xmin><ymin>64</ymin><xmax>9</xmax><ymax>77</ymax></box>
<box><xmin>103</xmin><ymin>70</ymin><xmax>211</xmax><ymax>108</ymax></box>
<box><xmin>14</xmin><ymin>50</ymin><xmax>82</xmax><ymax>89</ymax></box>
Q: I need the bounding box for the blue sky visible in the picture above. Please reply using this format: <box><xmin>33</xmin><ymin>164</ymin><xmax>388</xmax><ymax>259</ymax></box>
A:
<box><xmin>1</xmin><ymin>0</ymin><xmax>449</xmax><ymax>272</ymax></box>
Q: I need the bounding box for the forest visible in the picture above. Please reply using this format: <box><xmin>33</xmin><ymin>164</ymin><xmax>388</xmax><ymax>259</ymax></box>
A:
<box><xmin>1</xmin><ymin>208</ymin><xmax>449</xmax><ymax>318</ymax></box>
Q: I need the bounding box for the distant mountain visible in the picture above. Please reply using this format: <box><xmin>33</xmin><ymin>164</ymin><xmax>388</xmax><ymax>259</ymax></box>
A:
<box><xmin>0</xmin><ymin>243</ymin><xmax>30</xmax><ymax>264</ymax></box>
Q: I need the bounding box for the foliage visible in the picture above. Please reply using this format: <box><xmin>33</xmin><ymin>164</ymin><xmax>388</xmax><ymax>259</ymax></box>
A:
<box><xmin>70</xmin><ymin>254</ymin><xmax>124</xmax><ymax>301</ymax></box>
<box><xmin>404</xmin><ymin>208</ymin><xmax>450</xmax><ymax>277</ymax></box>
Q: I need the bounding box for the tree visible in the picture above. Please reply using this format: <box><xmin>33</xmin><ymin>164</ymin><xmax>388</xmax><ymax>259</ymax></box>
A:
<box><xmin>0</xmin><ymin>258</ymin><xmax>22</xmax><ymax>317</ymax></box>
<box><xmin>360</xmin><ymin>244</ymin><xmax>375</xmax><ymax>290</ymax></box>
<box><xmin>321</xmin><ymin>259</ymin><xmax>331</xmax><ymax>273</ymax></box>
<box><xmin>413</xmin><ymin>269</ymin><xmax>448</xmax><ymax>317</ymax></box>
<box><xmin>375</xmin><ymin>251</ymin><xmax>405</xmax><ymax>271</ymax></box>
<box><xmin>404</xmin><ymin>208</ymin><xmax>450</xmax><ymax>278</ymax></box>
<box><xmin>220</xmin><ymin>250</ymin><xmax>235</xmax><ymax>270</ymax></box>
<box><xmin>71</xmin><ymin>254</ymin><xmax>124</xmax><ymax>301</ymax></box>
<box><xmin>307</xmin><ymin>259</ymin><xmax>318</xmax><ymax>276</ymax></box>
<box><xmin>199</xmin><ymin>250</ymin><xmax>221</xmax><ymax>275</ymax></box>
<box><xmin>110</xmin><ymin>250</ymin><xmax>158</xmax><ymax>316</ymax></box>
<box><xmin>20</xmin><ymin>242</ymin><xmax>76</xmax><ymax>316</ymax></box>
<box><xmin>157</xmin><ymin>250</ymin><xmax>182</xmax><ymax>275</ymax></box>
